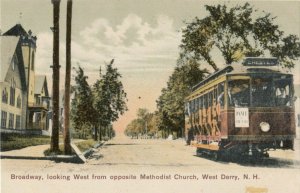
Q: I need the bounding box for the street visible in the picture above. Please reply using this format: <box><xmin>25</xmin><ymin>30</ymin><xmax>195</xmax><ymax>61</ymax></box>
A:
<box><xmin>1</xmin><ymin>135</ymin><xmax>300</xmax><ymax>193</ymax></box>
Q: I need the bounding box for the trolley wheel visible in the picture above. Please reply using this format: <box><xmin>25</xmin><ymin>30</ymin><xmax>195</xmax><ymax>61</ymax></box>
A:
<box><xmin>196</xmin><ymin>148</ymin><xmax>203</xmax><ymax>156</ymax></box>
<box><xmin>212</xmin><ymin>151</ymin><xmax>220</xmax><ymax>161</ymax></box>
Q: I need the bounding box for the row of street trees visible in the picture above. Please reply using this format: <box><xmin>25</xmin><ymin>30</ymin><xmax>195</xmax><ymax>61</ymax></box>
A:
<box><xmin>71</xmin><ymin>59</ymin><xmax>127</xmax><ymax>141</ymax></box>
<box><xmin>125</xmin><ymin>3</ymin><xmax>300</xmax><ymax>139</ymax></box>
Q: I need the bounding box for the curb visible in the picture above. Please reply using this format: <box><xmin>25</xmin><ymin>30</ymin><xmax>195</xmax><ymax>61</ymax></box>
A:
<box><xmin>0</xmin><ymin>154</ymin><xmax>84</xmax><ymax>163</ymax></box>
<box><xmin>0</xmin><ymin>141</ymin><xmax>106</xmax><ymax>163</ymax></box>
<box><xmin>82</xmin><ymin>141</ymin><xmax>106</xmax><ymax>158</ymax></box>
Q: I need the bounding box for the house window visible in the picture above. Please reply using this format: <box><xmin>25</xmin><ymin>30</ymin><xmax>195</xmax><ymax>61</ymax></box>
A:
<box><xmin>12</xmin><ymin>61</ymin><xmax>15</xmax><ymax>71</ymax></box>
<box><xmin>17</xmin><ymin>95</ymin><xmax>21</xmax><ymax>108</ymax></box>
<box><xmin>10</xmin><ymin>78</ymin><xmax>16</xmax><ymax>106</ymax></box>
<box><xmin>36</xmin><ymin>97</ymin><xmax>41</xmax><ymax>105</ymax></box>
<box><xmin>2</xmin><ymin>88</ymin><xmax>8</xmax><ymax>103</ymax></box>
<box><xmin>16</xmin><ymin>115</ymin><xmax>21</xmax><ymax>129</ymax></box>
<box><xmin>31</xmin><ymin>52</ymin><xmax>35</xmax><ymax>70</ymax></box>
<box><xmin>1</xmin><ymin>111</ymin><xmax>7</xmax><ymax>128</ymax></box>
<box><xmin>12</xmin><ymin>55</ymin><xmax>18</xmax><ymax>71</ymax></box>
<box><xmin>8</xmin><ymin>113</ymin><xmax>14</xmax><ymax>129</ymax></box>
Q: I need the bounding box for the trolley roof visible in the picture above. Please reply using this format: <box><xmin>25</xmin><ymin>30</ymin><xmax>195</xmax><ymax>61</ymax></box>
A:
<box><xmin>192</xmin><ymin>57</ymin><xmax>292</xmax><ymax>92</ymax></box>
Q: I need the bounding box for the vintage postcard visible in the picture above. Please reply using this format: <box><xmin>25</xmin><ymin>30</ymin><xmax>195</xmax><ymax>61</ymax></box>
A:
<box><xmin>1</xmin><ymin>0</ymin><xmax>300</xmax><ymax>193</ymax></box>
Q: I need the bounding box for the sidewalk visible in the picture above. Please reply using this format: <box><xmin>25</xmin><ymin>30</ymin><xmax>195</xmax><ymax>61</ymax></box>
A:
<box><xmin>0</xmin><ymin>144</ymin><xmax>49</xmax><ymax>158</ymax></box>
<box><xmin>0</xmin><ymin>143</ymin><xmax>84</xmax><ymax>163</ymax></box>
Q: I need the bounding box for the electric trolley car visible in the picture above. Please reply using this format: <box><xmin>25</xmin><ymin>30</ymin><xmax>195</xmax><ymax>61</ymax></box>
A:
<box><xmin>185</xmin><ymin>57</ymin><xmax>296</xmax><ymax>159</ymax></box>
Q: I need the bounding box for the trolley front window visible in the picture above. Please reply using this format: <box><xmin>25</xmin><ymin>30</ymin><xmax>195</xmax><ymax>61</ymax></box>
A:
<box><xmin>251</xmin><ymin>78</ymin><xmax>273</xmax><ymax>107</ymax></box>
<box><xmin>228</xmin><ymin>80</ymin><xmax>250</xmax><ymax>107</ymax></box>
<box><xmin>274</xmin><ymin>78</ymin><xmax>292</xmax><ymax>106</ymax></box>
<box><xmin>251</xmin><ymin>76</ymin><xmax>293</xmax><ymax>107</ymax></box>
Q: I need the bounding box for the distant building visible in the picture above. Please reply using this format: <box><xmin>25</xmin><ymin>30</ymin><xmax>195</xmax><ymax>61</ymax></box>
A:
<box><xmin>0</xmin><ymin>24</ymin><xmax>50</xmax><ymax>133</ymax></box>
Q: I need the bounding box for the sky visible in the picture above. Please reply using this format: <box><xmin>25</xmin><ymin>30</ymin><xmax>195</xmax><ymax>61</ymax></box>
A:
<box><xmin>1</xmin><ymin>0</ymin><xmax>300</xmax><ymax>133</ymax></box>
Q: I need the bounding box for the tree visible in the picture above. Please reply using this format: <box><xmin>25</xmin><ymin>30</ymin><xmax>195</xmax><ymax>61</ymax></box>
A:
<box><xmin>64</xmin><ymin>0</ymin><xmax>73</xmax><ymax>155</ymax></box>
<box><xmin>156</xmin><ymin>60</ymin><xmax>208</xmax><ymax>138</ymax></box>
<box><xmin>180</xmin><ymin>3</ymin><xmax>300</xmax><ymax>69</ymax></box>
<box><xmin>145</xmin><ymin>112</ymin><xmax>160</xmax><ymax>137</ymax></box>
<box><xmin>50</xmin><ymin>0</ymin><xmax>61</xmax><ymax>152</ymax></box>
<box><xmin>137</xmin><ymin>108</ymin><xmax>149</xmax><ymax>135</ymax></box>
<box><xmin>125</xmin><ymin>119</ymin><xmax>142</xmax><ymax>138</ymax></box>
<box><xmin>93</xmin><ymin>59</ymin><xmax>128</xmax><ymax>140</ymax></box>
<box><xmin>125</xmin><ymin>108</ymin><xmax>160</xmax><ymax>138</ymax></box>
<box><xmin>92</xmin><ymin>67</ymin><xmax>105</xmax><ymax>140</ymax></box>
<box><xmin>71</xmin><ymin>66</ymin><xmax>95</xmax><ymax>136</ymax></box>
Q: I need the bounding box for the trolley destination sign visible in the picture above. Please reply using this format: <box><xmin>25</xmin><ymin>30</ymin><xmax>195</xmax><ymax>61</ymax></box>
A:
<box><xmin>242</xmin><ymin>57</ymin><xmax>278</xmax><ymax>66</ymax></box>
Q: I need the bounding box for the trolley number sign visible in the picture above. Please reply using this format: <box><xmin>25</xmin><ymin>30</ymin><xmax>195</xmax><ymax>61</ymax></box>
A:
<box><xmin>235</xmin><ymin>108</ymin><xmax>249</xmax><ymax>127</ymax></box>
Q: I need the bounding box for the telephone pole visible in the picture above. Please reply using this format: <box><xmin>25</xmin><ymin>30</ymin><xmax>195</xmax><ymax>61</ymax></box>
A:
<box><xmin>50</xmin><ymin>0</ymin><xmax>60</xmax><ymax>152</ymax></box>
<box><xmin>64</xmin><ymin>0</ymin><xmax>73</xmax><ymax>155</ymax></box>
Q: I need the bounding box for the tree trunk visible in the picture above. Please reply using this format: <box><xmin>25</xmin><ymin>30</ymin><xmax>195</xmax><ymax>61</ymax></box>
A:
<box><xmin>94</xmin><ymin>125</ymin><xmax>98</xmax><ymax>141</ymax></box>
<box><xmin>50</xmin><ymin>0</ymin><xmax>60</xmax><ymax>152</ymax></box>
<box><xmin>99</xmin><ymin>125</ymin><xmax>102</xmax><ymax>141</ymax></box>
<box><xmin>64</xmin><ymin>0</ymin><xmax>73</xmax><ymax>155</ymax></box>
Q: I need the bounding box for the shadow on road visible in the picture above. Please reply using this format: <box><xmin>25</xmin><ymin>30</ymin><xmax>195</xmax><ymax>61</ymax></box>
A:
<box><xmin>105</xmin><ymin>143</ymin><xmax>139</xmax><ymax>146</ymax></box>
<box><xmin>195</xmin><ymin>154</ymin><xmax>300</xmax><ymax>169</ymax></box>
<box><xmin>235</xmin><ymin>157</ymin><xmax>300</xmax><ymax>169</ymax></box>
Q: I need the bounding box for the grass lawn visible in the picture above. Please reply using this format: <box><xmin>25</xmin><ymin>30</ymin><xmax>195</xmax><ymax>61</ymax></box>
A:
<box><xmin>0</xmin><ymin>133</ymin><xmax>51</xmax><ymax>152</ymax></box>
<box><xmin>1</xmin><ymin>133</ymin><xmax>98</xmax><ymax>155</ymax></box>
<box><xmin>75</xmin><ymin>139</ymin><xmax>99</xmax><ymax>152</ymax></box>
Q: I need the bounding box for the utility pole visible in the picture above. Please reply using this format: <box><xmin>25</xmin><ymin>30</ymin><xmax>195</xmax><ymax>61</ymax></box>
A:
<box><xmin>145</xmin><ymin>121</ymin><xmax>148</xmax><ymax>139</ymax></box>
<box><xmin>64</xmin><ymin>0</ymin><xmax>73</xmax><ymax>155</ymax></box>
<box><xmin>50</xmin><ymin>0</ymin><xmax>60</xmax><ymax>152</ymax></box>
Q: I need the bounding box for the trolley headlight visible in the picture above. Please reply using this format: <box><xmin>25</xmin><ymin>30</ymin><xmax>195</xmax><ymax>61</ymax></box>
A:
<box><xmin>260</xmin><ymin>122</ymin><xmax>270</xmax><ymax>132</ymax></box>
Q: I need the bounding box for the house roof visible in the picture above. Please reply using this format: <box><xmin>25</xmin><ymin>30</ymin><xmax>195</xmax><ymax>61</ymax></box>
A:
<box><xmin>34</xmin><ymin>75</ymin><xmax>48</xmax><ymax>95</ymax></box>
<box><xmin>3</xmin><ymin>24</ymin><xmax>28</xmax><ymax>36</ymax></box>
<box><xmin>0</xmin><ymin>36</ymin><xmax>20</xmax><ymax>82</ymax></box>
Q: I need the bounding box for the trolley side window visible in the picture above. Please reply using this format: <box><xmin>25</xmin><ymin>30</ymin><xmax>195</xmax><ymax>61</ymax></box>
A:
<box><xmin>208</xmin><ymin>91</ymin><xmax>213</xmax><ymax>107</ymax></box>
<box><xmin>204</xmin><ymin>94</ymin><xmax>208</xmax><ymax>109</ymax></box>
<box><xmin>199</xmin><ymin>96</ymin><xmax>203</xmax><ymax>110</ymax></box>
<box><xmin>213</xmin><ymin>87</ymin><xmax>217</xmax><ymax>108</ymax></box>
<box><xmin>195</xmin><ymin>98</ymin><xmax>199</xmax><ymax>111</ymax></box>
<box><xmin>217</xmin><ymin>82</ymin><xmax>225</xmax><ymax>108</ymax></box>
<box><xmin>191</xmin><ymin>99</ymin><xmax>195</xmax><ymax>113</ymax></box>
<box><xmin>188</xmin><ymin>101</ymin><xmax>192</xmax><ymax>114</ymax></box>
<box><xmin>185</xmin><ymin>102</ymin><xmax>189</xmax><ymax>116</ymax></box>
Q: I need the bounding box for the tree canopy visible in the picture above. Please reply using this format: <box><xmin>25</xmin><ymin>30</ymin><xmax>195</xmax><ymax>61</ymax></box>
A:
<box><xmin>180</xmin><ymin>3</ymin><xmax>300</xmax><ymax>69</ymax></box>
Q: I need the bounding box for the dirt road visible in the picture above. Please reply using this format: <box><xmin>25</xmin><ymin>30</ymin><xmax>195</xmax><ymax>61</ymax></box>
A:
<box><xmin>1</xmin><ymin>135</ymin><xmax>300</xmax><ymax>193</ymax></box>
